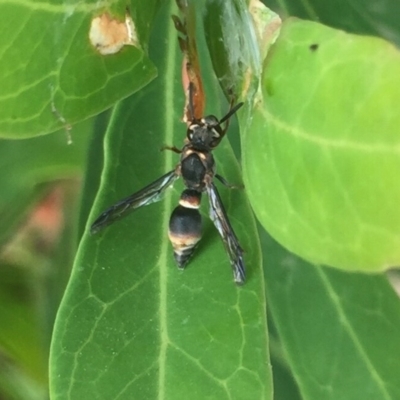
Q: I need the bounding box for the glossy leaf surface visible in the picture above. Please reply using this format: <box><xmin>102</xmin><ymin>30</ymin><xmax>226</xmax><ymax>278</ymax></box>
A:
<box><xmin>264</xmin><ymin>0</ymin><xmax>400</xmax><ymax>47</ymax></box>
<box><xmin>243</xmin><ymin>19</ymin><xmax>400</xmax><ymax>271</ymax></box>
<box><xmin>202</xmin><ymin>3</ymin><xmax>400</xmax><ymax>398</ymax></box>
<box><xmin>0</xmin><ymin>0</ymin><xmax>158</xmax><ymax>138</ymax></box>
<box><xmin>50</xmin><ymin>2</ymin><xmax>270</xmax><ymax>399</ymax></box>
<box><xmin>262</xmin><ymin>231</ymin><xmax>400</xmax><ymax>400</ymax></box>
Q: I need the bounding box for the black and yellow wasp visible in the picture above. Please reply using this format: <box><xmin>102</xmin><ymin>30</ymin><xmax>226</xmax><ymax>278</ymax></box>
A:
<box><xmin>90</xmin><ymin>92</ymin><xmax>245</xmax><ymax>284</ymax></box>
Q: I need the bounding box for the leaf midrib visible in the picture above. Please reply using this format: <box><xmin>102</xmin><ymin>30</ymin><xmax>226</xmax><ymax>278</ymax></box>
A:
<box><xmin>317</xmin><ymin>268</ymin><xmax>392</xmax><ymax>400</ymax></box>
<box><xmin>157</xmin><ymin>2</ymin><xmax>178</xmax><ymax>398</ymax></box>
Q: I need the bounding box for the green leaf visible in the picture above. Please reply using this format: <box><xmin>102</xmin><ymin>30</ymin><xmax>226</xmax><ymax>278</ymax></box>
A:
<box><xmin>264</xmin><ymin>0</ymin><xmax>400</xmax><ymax>46</ymax></box>
<box><xmin>269</xmin><ymin>338</ymin><xmax>301</xmax><ymax>400</ymax></box>
<box><xmin>203</xmin><ymin>0</ymin><xmax>259</xmax><ymax>98</ymax></box>
<box><xmin>262</xmin><ymin>230</ymin><xmax>400</xmax><ymax>400</ymax></box>
<box><xmin>243</xmin><ymin>19</ymin><xmax>400</xmax><ymax>271</ymax></box>
<box><xmin>203</xmin><ymin>0</ymin><xmax>276</xmax><ymax>102</ymax></box>
<box><xmin>77</xmin><ymin>111</ymin><xmax>110</xmax><ymax>240</ymax></box>
<box><xmin>0</xmin><ymin>0</ymin><xmax>158</xmax><ymax>139</ymax></box>
<box><xmin>50</xmin><ymin>2</ymin><xmax>270</xmax><ymax>399</ymax></box>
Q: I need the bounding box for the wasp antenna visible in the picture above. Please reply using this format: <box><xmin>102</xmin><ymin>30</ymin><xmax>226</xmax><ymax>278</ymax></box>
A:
<box><xmin>219</xmin><ymin>102</ymin><xmax>244</xmax><ymax>125</ymax></box>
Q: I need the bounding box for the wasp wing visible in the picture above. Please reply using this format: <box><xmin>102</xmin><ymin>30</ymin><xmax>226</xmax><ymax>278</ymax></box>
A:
<box><xmin>90</xmin><ymin>170</ymin><xmax>178</xmax><ymax>234</ymax></box>
<box><xmin>207</xmin><ymin>182</ymin><xmax>245</xmax><ymax>284</ymax></box>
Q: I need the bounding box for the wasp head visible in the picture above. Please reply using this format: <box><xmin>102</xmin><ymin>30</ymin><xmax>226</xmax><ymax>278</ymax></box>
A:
<box><xmin>187</xmin><ymin>115</ymin><xmax>223</xmax><ymax>150</ymax></box>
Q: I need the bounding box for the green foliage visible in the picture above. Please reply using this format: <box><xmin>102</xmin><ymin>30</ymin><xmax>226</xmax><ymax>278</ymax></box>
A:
<box><xmin>1</xmin><ymin>0</ymin><xmax>400</xmax><ymax>400</ymax></box>
<box><xmin>263</xmin><ymin>232</ymin><xmax>400</xmax><ymax>400</ymax></box>
<box><xmin>50</xmin><ymin>42</ymin><xmax>269</xmax><ymax>400</ymax></box>
<box><xmin>0</xmin><ymin>0</ymin><xmax>157</xmax><ymax>138</ymax></box>
<box><xmin>245</xmin><ymin>19</ymin><xmax>400</xmax><ymax>270</ymax></box>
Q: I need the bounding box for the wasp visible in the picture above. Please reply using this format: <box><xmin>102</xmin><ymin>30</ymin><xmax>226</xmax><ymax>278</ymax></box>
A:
<box><xmin>90</xmin><ymin>94</ymin><xmax>245</xmax><ymax>284</ymax></box>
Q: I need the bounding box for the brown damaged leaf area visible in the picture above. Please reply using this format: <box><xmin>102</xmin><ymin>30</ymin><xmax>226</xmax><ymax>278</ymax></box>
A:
<box><xmin>172</xmin><ymin>4</ymin><xmax>205</xmax><ymax>123</ymax></box>
<box><xmin>89</xmin><ymin>12</ymin><xmax>138</xmax><ymax>55</ymax></box>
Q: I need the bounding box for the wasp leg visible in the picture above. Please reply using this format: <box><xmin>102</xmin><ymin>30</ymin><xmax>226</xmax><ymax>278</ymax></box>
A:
<box><xmin>215</xmin><ymin>174</ymin><xmax>244</xmax><ymax>190</ymax></box>
<box><xmin>168</xmin><ymin>190</ymin><xmax>202</xmax><ymax>268</ymax></box>
<box><xmin>160</xmin><ymin>145</ymin><xmax>182</xmax><ymax>154</ymax></box>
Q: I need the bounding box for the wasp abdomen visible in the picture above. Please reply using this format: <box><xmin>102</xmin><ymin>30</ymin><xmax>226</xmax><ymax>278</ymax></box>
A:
<box><xmin>168</xmin><ymin>190</ymin><xmax>202</xmax><ymax>268</ymax></box>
